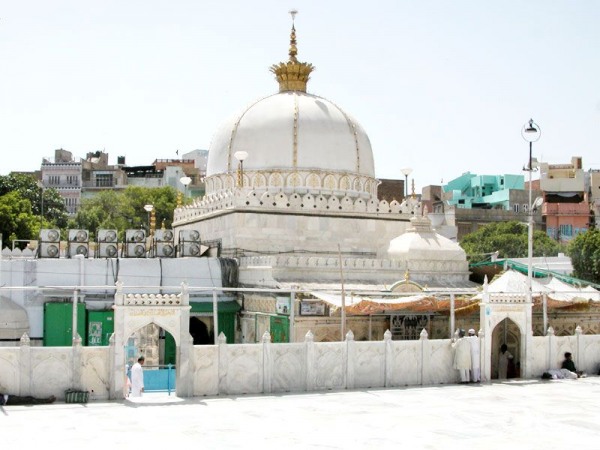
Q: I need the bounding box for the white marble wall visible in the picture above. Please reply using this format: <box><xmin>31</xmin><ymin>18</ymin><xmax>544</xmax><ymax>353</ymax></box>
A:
<box><xmin>3</xmin><ymin>329</ymin><xmax>600</xmax><ymax>399</ymax></box>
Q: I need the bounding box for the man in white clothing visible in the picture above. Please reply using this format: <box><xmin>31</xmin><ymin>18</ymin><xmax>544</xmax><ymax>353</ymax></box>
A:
<box><xmin>468</xmin><ymin>329</ymin><xmax>481</xmax><ymax>382</ymax></box>
<box><xmin>130</xmin><ymin>356</ymin><xmax>145</xmax><ymax>397</ymax></box>
<box><xmin>452</xmin><ymin>329</ymin><xmax>471</xmax><ymax>384</ymax></box>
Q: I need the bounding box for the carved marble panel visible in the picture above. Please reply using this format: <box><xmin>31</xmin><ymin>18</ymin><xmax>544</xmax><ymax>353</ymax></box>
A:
<box><xmin>194</xmin><ymin>345</ymin><xmax>219</xmax><ymax>396</ymax></box>
<box><xmin>313</xmin><ymin>343</ymin><xmax>345</xmax><ymax>390</ymax></box>
<box><xmin>271</xmin><ymin>344</ymin><xmax>305</xmax><ymax>393</ymax></box>
<box><xmin>220</xmin><ymin>344</ymin><xmax>262</xmax><ymax>395</ymax></box>
<box><xmin>352</xmin><ymin>342</ymin><xmax>385</xmax><ymax>388</ymax></box>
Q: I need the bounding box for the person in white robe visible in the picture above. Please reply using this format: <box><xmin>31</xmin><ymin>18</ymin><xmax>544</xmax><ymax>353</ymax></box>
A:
<box><xmin>467</xmin><ymin>329</ymin><xmax>481</xmax><ymax>382</ymax></box>
<box><xmin>130</xmin><ymin>356</ymin><xmax>145</xmax><ymax>397</ymax></box>
<box><xmin>452</xmin><ymin>329</ymin><xmax>471</xmax><ymax>383</ymax></box>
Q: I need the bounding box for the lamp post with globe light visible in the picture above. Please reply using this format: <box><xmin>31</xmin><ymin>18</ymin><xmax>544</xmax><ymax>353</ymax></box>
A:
<box><xmin>401</xmin><ymin>168</ymin><xmax>412</xmax><ymax>199</ymax></box>
<box><xmin>234</xmin><ymin>151</ymin><xmax>249</xmax><ymax>188</ymax></box>
<box><xmin>521</xmin><ymin>119</ymin><xmax>541</xmax><ymax>303</ymax></box>
<box><xmin>180</xmin><ymin>176</ymin><xmax>192</xmax><ymax>201</ymax></box>
<box><xmin>144</xmin><ymin>204</ymin><xmax>154</xmax><ymax>234</ymax></box>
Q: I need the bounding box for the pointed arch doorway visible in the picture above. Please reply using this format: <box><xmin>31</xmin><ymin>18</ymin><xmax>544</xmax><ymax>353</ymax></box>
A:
<box><xmin>491</xmin><ymin>318</ymin><xmax>521</xmax><ymax>379</ymax></box>
<box><xmin>480</xmin><ymin>291</ymin><xmax>533</xmax><ymax>381</ymax></box>
<box><xmin>111</xmin><ymin>282</ymin><xmax>193</xmax><ymax>399</ymax></box>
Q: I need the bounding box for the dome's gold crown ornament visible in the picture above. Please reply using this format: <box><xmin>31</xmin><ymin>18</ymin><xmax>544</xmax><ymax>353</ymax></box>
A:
<box><xmin>270</xmin><ymin>10</ymin><xmax>315</xmax><ymax>93</ymax></box>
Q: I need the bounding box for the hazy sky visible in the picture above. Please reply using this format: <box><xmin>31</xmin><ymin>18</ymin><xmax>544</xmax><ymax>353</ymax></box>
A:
<box><xmin>1</xmin><ymin>1</ymin><xmax>599</xmax><ymax>190</ymax></box>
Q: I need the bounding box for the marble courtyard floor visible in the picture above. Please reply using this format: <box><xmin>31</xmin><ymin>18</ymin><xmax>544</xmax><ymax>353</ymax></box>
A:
<box><xmin>3</xmin><ymin>377</ymin><xmax>600</xmax><ymax>449</ymax></box>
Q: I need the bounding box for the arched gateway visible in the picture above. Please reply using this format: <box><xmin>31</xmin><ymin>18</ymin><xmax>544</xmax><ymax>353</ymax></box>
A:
<box><xmin>111</xmin><ymin>281</ymin><xmax>193</xmax><ymax>399</ymax></box>
<box><xmin>479</xmin><ymin>278</ymin><xmax>533</xmax><ymax>380</ymax></box>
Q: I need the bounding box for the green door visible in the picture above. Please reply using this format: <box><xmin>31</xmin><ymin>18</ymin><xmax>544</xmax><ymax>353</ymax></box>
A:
<box><xmin>270</xmin><ymin>315</ymin><xmax>289</xmax><ymax>343</ymax></box>
<box><xmin>164</xmin><ymin>331</ymin><xmax>176</xmax><ymax>365</ymax></box>
<box><xmin>87</xmin><ymin>310</ymin><xmax>114</xmax><ymax>346</ymax></box>
<box><xmin>43</xmin><ymin>302</ymin><xmax>87</xmax><ymax>346</ymax></box>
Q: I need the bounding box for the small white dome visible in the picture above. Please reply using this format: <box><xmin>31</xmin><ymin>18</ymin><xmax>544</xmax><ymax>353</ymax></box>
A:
<box><xmin>0</xmin><ymin>297</ymin><xmax>29</xmax><ymax>339</ymax></box>
<box><xmin>388</xmin><ymin>216</ymin><xmax>467</xmax><ymax>262</ymax></box>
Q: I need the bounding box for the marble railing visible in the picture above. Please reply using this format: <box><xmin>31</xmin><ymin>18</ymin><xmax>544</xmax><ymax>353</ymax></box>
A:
<box><xmin>240</xmin><ymin>255</ymin><xmax>468</xmax><ymax>274</ymax></box>
<box><xmin>174</xmin><ymin>188</ymin><xmax>422</xmax><ymax>223</ymax></box>
<box><xmin>2</xmin><ymin>328</ymin><xmax>600</xmax><ymax>400</ymax></box>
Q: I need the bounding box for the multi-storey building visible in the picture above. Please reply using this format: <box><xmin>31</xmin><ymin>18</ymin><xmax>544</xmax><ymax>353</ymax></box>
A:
<box><xmin>40</xmin><ymin>149</ymin><xmax>83</xmax><ymax>215</ymax></box>
<box><xmin>540</xmin><ymin>156</ymin><xmax>591</xmax><ymax>243</ymax></box>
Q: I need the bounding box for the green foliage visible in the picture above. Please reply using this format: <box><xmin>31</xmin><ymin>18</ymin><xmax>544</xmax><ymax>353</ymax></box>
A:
<box><xmin>568</xmin><ymin>228</ymin><xmax>600</xmax><ymax>284</ymax></box>
<box><xmin>460</xmin><ymin>220</ymin><xmax>560</xmax><ymax>264</ymax></box>
<box><xmin>0</xmin><ymin>191</ymin><xmax>42</xmax><ymax>248</ymax></box>
<box><xmin>0</xmin><ymin>174</ymin><xmax>68</xmax><ymax>248</ymax></box>
<box><xmin>68</xmin><ymin>186</ymin><xmax>178</xmax><ymax>240</ymax></box>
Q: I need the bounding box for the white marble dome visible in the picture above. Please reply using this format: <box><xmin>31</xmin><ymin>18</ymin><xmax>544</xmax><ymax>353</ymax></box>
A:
<box><xmin>204</xmin><ymin>23</ymin><xmax>378</xmax><ymax>200</ymax></box>
<box><xmin>207</xmin><ymin>91</ymin><xmax>374</xmax><ymax>176</ymax></box>
<box><xmin>205</xmin><ymin>91</ymin><xmax>377</xmax><ymax>198</ymax></box>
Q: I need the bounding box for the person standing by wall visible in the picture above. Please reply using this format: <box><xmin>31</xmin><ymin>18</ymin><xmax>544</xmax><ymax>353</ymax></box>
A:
<box><xmin>452</xmin><ymin>329</ymin><xmax>472</xmax><ymax>384</ymax></box>
<box><xmin>498</xmin><ymin>344</ymin><xmax>513</xmax><ymax>379</ymax></box>
<box><xmin>467</xmin><ymin>328</ymin><xmax>481</xmax><ymax>383</ymax></box>
<box><xmin>130</xmin><ymin>356</ymin><xmax>145</xmax><ymax>397</ymax></box>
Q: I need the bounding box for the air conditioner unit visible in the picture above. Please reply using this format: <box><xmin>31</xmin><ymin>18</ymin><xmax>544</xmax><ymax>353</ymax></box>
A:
<box><xmin>156</xmin><ymin>243</ymin><xmax>175</xmax><ymax>257</ymax></box>
<box><xmin>126</xmin><ymin>229</ymin><xmax>146</xmax><ymax>243</ymax></box>
<box><xmin>68</xmin><ymin>243</ymin><xmax>89</xmax><ymax>257</ymax></box>
<box><xmin>126</xmin><ymin>243</ymin><xmax>146</xmax><ymax>258</ymax></box>
<box><xmin>179</xmin><ymin>242</ymin><xmax>209</xmax><ymax>257</ymax></box>
<box><xmin>154</xmin><ymin>229</ymin><xmax>174</xmax><ymax>242</ymax></box>
<box><xmin>68</xmin><ymin>229</ymin><xmax>89</xmax><ymax>243</ymax></box>
<box><xmin>69</xmin><ymin>229</ymin><xmax>88</xmax><ymax>243</ymax></box>
<box><xmin>40</xmin><ymin>243</ymin><xmax>60</xmax><ymax>258</ymax></box>
<box><xmin>98</xmin><ymin>243</ymin><xmax>118</xmax><ymax>258</ymax></box>
<box><xmin>98</xmin><ymin>229</ymin><xmax>118</xmax><ymax>243</ymax></box>
<box><xmin>179</xmin><ymin>230</ymin><xmax>200</xmax><ymax>242</ymax></box>
<box><xmin>40</xmin><ymin>229</ymin><xmax>60</xmax><ymax>242</ymax></box>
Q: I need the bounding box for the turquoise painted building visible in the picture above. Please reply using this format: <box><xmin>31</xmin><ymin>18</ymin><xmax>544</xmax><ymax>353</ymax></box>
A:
<box><xmin>443</xmin><ymin>172</ymin><xmax>524</xmax><ymax>209</ymax></box>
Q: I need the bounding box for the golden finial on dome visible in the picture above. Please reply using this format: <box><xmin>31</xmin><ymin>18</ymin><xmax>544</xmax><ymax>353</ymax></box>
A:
<box><xmin>270</xmin><ymin>9</ymin><xmax>315</xmax><ymax>93</ymax></box>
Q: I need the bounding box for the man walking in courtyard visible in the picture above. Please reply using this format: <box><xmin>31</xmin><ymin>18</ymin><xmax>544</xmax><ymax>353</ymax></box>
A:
<box><xmin>130</xmin><ymin>356</ymin><xmax>145</xmax><ymax>397</ymax></box>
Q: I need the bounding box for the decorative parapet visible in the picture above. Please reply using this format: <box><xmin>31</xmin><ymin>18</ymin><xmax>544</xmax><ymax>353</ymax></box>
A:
<box><xmin>488</xmin><ymin>293</ymin><xmax>528</xmax><ymax>304</ymax></box>
<box><xmin>239</xmin><ymin>255</ymin><xmax>467</xmax><ymax>274</ymax></box>
<box><xmin>123</xmin><ymin>293</ymin><xmax>182</xmax><ymax>306</ymax></box>
<box><xmin>174</xmin><ymin>183</ymin><xmax>423</xmax><ymax>223</ymax></box>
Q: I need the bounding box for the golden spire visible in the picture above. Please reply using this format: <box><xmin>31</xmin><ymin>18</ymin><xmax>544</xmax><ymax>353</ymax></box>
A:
<box><xmin>270</xmin><ymin>10</ymin><xmax>315</xmax><ymax>93</ymax></box>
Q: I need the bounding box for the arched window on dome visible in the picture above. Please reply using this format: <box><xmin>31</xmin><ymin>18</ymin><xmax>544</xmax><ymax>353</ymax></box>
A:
<box><xmin>307</xmin><ymin>173</ymin><xmax>321</xmax><ymax>189</ymax></box>
<box><xmin>324</xmin><ymin>174</ymin><xmax>336</xmax><ymax>191</ymax></box>
<box><xmin>286</xmin><ymin>173</ymin><xmax>302</xmax><ymax>188</ymax></box>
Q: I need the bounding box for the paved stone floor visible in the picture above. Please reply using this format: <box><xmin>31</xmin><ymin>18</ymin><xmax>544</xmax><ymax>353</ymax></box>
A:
<box><xmin>3</xmin><ymin>377</ymin><xmax>600</xmax><ymax>448</ymax></box>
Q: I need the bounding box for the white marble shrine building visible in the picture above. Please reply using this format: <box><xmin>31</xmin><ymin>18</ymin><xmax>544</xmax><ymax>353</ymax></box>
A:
<box><xmin>173</xmin><ymin>16</ymin><xmax>474</xmax><ymax>343</ymax></box>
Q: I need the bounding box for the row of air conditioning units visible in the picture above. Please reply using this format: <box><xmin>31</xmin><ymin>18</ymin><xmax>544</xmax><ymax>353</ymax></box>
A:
<box><xmin>38</xmin><ymin>228</ymin><xmax>206</xmax><ymax>258</ymax></box>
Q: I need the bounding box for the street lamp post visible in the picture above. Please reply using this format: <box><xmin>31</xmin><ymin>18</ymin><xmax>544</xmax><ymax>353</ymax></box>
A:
<box><xmin>180</xmin><ymin>176</ymin><xmax>192</xmax><ymax>200</ymax></box>
<box><xmin>521</xmin><ymin>119</ymin><xmax>541</xmax><ymax>303</ymax></box>
<box><xmin>234</xmin><ymin>151</ymin><xmax>248</xmax><ymax>188</ymax></box>
<box><xmin>401</xmin><ymin>168</ymin><xmax>413</xmax><ymax>199</ymax></box>
<box><xmin>143</xmin><ymin>204</ymin><xmax>154</xmax><ymax>234</ymax></box>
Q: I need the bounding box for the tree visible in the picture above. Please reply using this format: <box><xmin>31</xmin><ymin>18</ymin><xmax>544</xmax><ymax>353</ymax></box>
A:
<box><xmin>68</xmin><ymin>186</ymin><xmax>179</xmax><ymax>240</ymax></box>
<box><xmin>460</xmin><ymin>220</ymin><xmax>561</xmax><ymax>264</ymax></box>
<box><xmin>0</xmin><ymin>174</ymin><xmax>69</xmax><ymax>248</ymax></box>
<box><xmin>568</xmin><ymin>228</ymin><xmax>600</xmax><ymax>284</ymax></box>
<box><xmin>0</xmin><ymin>191</ymin><xmax>41</xmax><ymax>249</ymax></box>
